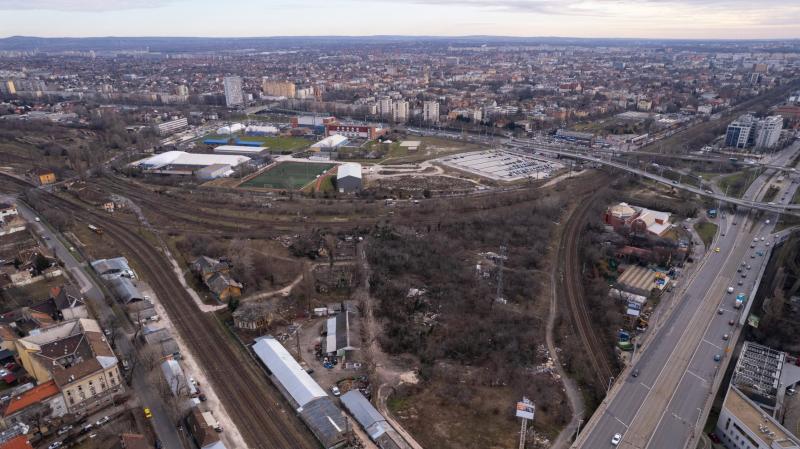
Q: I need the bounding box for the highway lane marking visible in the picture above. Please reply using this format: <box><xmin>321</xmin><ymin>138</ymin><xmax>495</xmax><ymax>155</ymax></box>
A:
<box><xmin>638</xmin><ymin>168</ymin><xmax>793</xmax><ymax>449</ymax></box>
<box><xmin>614</xmin><ymin>415</ymin><xmax>630</xmax><ymax>429</ymax></box>
<box><xmin>686</xmin><ymin>370</ymin><xmax>708</xmax><ymax>384</ymax></box>
<box><xmin>640</xmin><ymin>382</ymin><xmax>651</xmax><ymax>390</ymax></box>
<box><xmin>702</xmin><ymin>339</ymin><xmax>723</xmax><ymax>351</ymax></box>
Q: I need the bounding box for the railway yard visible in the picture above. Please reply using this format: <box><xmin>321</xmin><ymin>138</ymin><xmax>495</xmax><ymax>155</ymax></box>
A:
<box><xmin>1</xmin><ymin>126</ymin><xmax>796</xmax><ymax>449</ymax></box>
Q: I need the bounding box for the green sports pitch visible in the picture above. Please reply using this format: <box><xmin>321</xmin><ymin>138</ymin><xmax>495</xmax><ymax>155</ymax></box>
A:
<box><xmin>241</xmin><ymin>162</ymin><xmax>335</xmax><ymax>189</ymax></box>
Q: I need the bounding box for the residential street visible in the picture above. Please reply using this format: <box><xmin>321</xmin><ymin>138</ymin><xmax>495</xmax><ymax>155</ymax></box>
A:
<box><xmin>14</xmin><ymin>200</ymin><xmax>187</xmax><ymax>449</ymax></box>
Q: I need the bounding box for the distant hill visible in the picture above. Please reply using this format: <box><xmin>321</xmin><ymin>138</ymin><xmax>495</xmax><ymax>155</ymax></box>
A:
<box><xmin>0</xmin><ymin>35</ymin><xmax>796</xmax><ymax>53</ymax></box>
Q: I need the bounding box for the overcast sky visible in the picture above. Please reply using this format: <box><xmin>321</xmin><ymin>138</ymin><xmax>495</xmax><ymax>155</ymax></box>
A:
<box><xmin>1</xmin><ymin>0</ymin><xmax>799</xmax><ymax>39</ymax></box>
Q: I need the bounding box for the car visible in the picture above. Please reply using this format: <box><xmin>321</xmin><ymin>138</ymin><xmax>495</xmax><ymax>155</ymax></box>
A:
<box><xmin>331</xmin><ymin>386</ymin><xmax>341</xmax><ymax>397</ymax></box>
<box><xmin>747</xmin><ymin>265</ymin><xmax>751</xmax><ymax>270</ymax></box>
<box><xmin>733</xmin><ymin>221</ymin><xmax>737</xmax><ymax>225</ymax></box>
<box><xmin>95</xmin><ymin>416</ymin><xmax>109</xmax><ymax>426</ymax></box>
<box><xmin>48</xmin><ymin>442</ymin><xmax>62</xmax><ymax>449</ymax></box>
<box><xmin>708</xmin><ymin>432</ymin><xmax>722</xmax><ymax>444</ymax></box>
<box><xmin>717</xmin><ymin>308</ymin><xmax>724</xmax><ymax>315</ymax></box>
<box><xmin>714</xmin><ymin>247</ymin><xmax>720</xmax><ymax>253</ymax></box>
<box><xmin>155</xmin><ymin>439</ymin><xmax>163</xmax><ymax>449</ymax></box>
<box><xmin>754</xmin><ymin>237</ymin><xmax>759</xmax><ymax>242</ymax></box>
<box><xmin>144</xmin><ymin>408</ymin><xmax>152</xmax><ymax>419</ymax></box>
<box><xmin>727</xmin><ymin>287</ymin><xmax>734</xmax><ymax>294</ymax></box>
<box><xmin>738</xmin><ymin>280</ymin><xmax>744</xmax><ymax>286</ymax></box>
<box><xmin>57</xmin><ymin>425</ymin><xmax>72</xmax><ymax>435</ymax></box>
<box><xmin>728</xmin><ymin>319</ymin><xmax>735</xmax><ymax>326</ymax></box>
<box><xmin>632</xmin><ymin>369</ymin><xmax>639</xmax><ymax>378</ymax></box>
<box><xmin>34</xmin><ymin>217</ymin><xmax>40</xmax><ymax>222</ymax></box>
<box><xmin>723</xmin><ymin>334</ymin><xmax>729</xmax><ymax>341</ymax></box>
<box><xmin>761</xmin><ymin>237</ymin><xmax>766</xmax><ymax>241</ymax></box>
<box><xmin>766</xmin><ymin>219</ymin><xmax>771</xmax><ymax>224</ymax></box>
<box><xmin>611</xmin><ymin>433</ymin><xmax>622</xmax><ymax>445</ymax></box>
<box><xmin>741</xmin><ymin>273</ymin><xmax>747</xmax><ymax>278</ymax></box>
<box><xmin>198</xmin><ymin>393</ymin><xmax>207</xmax><ymax>402</ymax></box>
<box><xmin>714</xmin><ymin>354</ymin><xmax>721</xmax><ymax>362</ymax></box>
<box><xmin>788</xmin><ymin>387</ymin><xmax>797</xmax><ymax>396</ymax></box>
<box><xmin>737</xmin><ymin>267</ymin><xmax>742</xmax><ymax>272</ymax></box>
<box><xmin>766</xmin><ymin>242</ymin><xmax>770</xmax><ymax>246</ymax></box>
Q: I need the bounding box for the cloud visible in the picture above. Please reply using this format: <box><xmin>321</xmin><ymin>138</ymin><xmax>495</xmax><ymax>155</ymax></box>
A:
<box><xmin>0</xmin><ymin>0</ymin><xmax>181</xmax><ymax>11</ymax></box>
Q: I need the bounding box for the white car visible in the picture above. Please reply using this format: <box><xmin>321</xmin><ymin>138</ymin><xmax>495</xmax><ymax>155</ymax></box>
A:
<box><xmin>611</xmin><ymin>433</ymin><xmax>622</xmax><ymax>445</ymax></box>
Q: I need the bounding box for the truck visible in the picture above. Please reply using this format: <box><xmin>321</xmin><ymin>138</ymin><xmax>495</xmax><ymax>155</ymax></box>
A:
<box><xmin>735</xmin><ymin>293</ymin><xmax>747</xmax><ymax>309</ymax></box>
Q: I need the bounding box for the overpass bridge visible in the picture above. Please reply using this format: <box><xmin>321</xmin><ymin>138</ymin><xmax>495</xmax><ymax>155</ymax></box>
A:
<box><xmin>506</xmin><ymin>140</ymin><xmax>800</xmax><ymax>217</ymax></box>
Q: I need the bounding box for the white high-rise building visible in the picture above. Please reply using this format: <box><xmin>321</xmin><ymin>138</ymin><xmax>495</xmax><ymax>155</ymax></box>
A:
<box><xmin>223</xmin><ymin>76</ymin><xmax>244</xmax><ymax>108</ymax></box>
<box><xmin>377</xmin><ymin>97</ymin><xmax>393</xmax><ymax>117</ymax></box>
<box><xmin>392</xmin><ymin>100</ymin><xmax>409</xmax><ymax>122</ymax></box>
<box><xmin>755</xmin><ymin>115</ymin><xmax>783</xmax><ymax>150</ymax></box>
<box><xmin>423</xmin><ymin>101</ymin><xmax>440</xmax><ymax>123</ymax></box>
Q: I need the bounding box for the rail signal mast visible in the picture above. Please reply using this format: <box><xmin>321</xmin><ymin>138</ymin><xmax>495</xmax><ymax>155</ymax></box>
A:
<box><xmin>516</xmin><ymin>397</ymin><xmax>535</xmax><ymax>449</ymax></box>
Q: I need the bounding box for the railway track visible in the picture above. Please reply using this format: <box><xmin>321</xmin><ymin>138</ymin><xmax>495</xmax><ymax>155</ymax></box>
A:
<box><xmin>558</xmin><ymin>186</ymin><xmax>616</xmax><ymax>389</ymax></box>
<box><xmin>0</xmin><ymin>175</ymin><xmax>318</xmax><ymax>449</ymax></box>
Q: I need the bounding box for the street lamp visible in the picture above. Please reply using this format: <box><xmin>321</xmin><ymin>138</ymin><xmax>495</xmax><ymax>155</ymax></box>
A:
<box><xmin>607</xmin><ymin>376</ymin><xmax>615</xmax><ymax>394</ymax></box>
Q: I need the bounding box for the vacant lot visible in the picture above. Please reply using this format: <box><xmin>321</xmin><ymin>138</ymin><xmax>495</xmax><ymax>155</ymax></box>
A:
<box><xmin>241</xmin><ymin>162</ymin><xmax>335</xmax><ymax>189</ymax></box>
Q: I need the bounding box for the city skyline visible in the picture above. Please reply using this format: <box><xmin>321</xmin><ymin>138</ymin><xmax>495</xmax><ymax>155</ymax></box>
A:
<box><xmin>1</xmin><ymin>0</ymin><xmax>800</xmax><ymax>40</ymax></box>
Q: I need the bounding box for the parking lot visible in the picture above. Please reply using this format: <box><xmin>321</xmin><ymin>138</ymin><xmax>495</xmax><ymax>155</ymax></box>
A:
<box><xmin>438</xmin><ymin>149</ymin><xmax>563</xmax><ymax>181</ymax></box>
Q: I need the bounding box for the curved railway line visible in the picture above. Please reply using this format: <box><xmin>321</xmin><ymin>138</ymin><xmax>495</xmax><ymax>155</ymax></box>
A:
<box><xmin>1</xmin><ymin>168</ymin><xmax>619</xmax><ymax>445</ymax></box>
<box><xmin>558</xmin><ymin>187</ymin><xmax>616</xmax><ymax>389</ymax></box>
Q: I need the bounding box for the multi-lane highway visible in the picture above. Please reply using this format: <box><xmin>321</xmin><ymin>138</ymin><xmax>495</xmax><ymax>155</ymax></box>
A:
<box><xmin>572</xmin><ymin>142</ymin><xmax>800</xmax><ymax>449</ymax></box>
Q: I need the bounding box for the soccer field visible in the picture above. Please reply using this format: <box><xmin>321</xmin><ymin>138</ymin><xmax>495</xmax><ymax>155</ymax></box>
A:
<box><xmin>241</xmin><ymin>162</ymin><xmax>335</xmax><ymax>189</ymax></box>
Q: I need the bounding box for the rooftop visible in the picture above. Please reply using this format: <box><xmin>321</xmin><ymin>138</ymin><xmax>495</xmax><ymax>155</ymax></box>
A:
<box><xmin>725</xmin><ymin>386</ymin><xmax>800</xmax><ymax>448</ymax></box>
<box><xmin>3</xmin><ymin>380</ymin><xmax>59</xmax><ymax>417</ymax></box>
<box><xmin>252</xmin><ymin>336</ymin><xmax>327</xmax><ymax>408</ymax></box>
<box><xmin>733</xmin><ymin>341</ymin><xmax>785</xmax><ymax>400</ymax></box>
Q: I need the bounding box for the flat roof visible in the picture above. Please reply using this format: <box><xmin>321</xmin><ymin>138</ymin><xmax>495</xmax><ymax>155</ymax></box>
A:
<box><xmin>213</xmin><ymin>145</ymin><xmax>268</xmax><ymax>154</ymax></box>
<box><xmin>725</xmin><ymin>386</ymin><xmax>800</xmax><ymax>447</ymax></box>
<box><xmin>734</xmin><ymin>341</ymin><xmax>785</xmax><ymax>399</ymax></box>
<box><xmin>134</xmin><ymin>151</ymin><xmax>250</xmax><ymax>169</ymax></box>
<box><xmin>252</xmin><ymin>336</ymin><xmax>327</xmax><ymax>408</ymax></box>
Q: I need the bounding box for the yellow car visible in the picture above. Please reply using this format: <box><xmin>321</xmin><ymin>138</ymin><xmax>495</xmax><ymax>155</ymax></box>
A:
<box><xmin>144</xmin><ymin>408</ymin><xmax>152</xmax><ymax>419</ymax></box>
<box><xmin>714</xmin><ymin>247</ymin><xmax>720</xmax><ymax>253</ymax></box>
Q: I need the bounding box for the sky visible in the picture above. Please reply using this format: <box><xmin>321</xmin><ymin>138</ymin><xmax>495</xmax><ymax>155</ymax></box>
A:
<box><xmin>0</xmin><ymin>0</ymin><xmax>799</xmax><ymax>40</ymax></box>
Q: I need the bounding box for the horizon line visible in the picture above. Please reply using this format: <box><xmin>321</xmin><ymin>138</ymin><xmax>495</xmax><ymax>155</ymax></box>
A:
<box><xmin>2</xmin><ymin>34</ymin><xmax>800</xmax><ymax>42</ymax></box>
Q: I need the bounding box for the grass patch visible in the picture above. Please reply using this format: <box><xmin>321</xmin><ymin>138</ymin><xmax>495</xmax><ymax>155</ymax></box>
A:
<box><xmin>717</xmin><ymin>169</ymin><xmax>760</xmax><ymax>198</ymax></box>
<box><xmin>258</xmin><ymin>136</ymin><xmax>311</xmax><ymax>152</ymax></box>
<box><xmin>241</xmin><ymin>162</ymin><xmax>334</xmax><ymax>189</ymax></box>
<box><xmin>694</xmin><ymin>221</ymin><xmax>718</xmax><ymax>248</ymax></box>
<box><xmin>763</xmin><ymin>185</ymin><xmax>780</xmax><ymax>203</ymax></box>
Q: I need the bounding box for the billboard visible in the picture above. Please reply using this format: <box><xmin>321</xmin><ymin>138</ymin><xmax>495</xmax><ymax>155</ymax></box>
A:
<box><xmin>516</xmin><ymin>401</ymin><xmax>535</xmax><ymax>420</ymax></box>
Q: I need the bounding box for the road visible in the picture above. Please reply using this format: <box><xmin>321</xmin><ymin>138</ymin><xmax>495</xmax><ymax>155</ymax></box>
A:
<box><xmin>573</xmin><ymin>142</ymin><xmax>800</xmax><ymax>449</ymax></box>
<box><xmin>505</xmin><ymin>139</ymin><xmax>800</xmax><ymax>216</ymax></box>
<box><xmin>12</xmin><ymin>201</ymin><xmax>186</xmax><ymax>449</ymax></box>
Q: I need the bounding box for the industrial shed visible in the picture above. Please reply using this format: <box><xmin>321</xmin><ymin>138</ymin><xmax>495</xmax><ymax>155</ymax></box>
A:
<box><xmin>252</xmin><ymin>336</ymin><xmax>327</xmax><ymax>408</ymax></box>
<box><xmin>109</xmin><ymin>277</ymin><xmax>144</xmax><ymax>304</ymax></box>
<box><xmin>325</xmin><ymin>311</ymin><xmax>356</xmax><ymax>355</ymax></box>
<box><xmin>91</xmin><ymin>257</ymin><xmax>133</xmax><ymax>279</ymax></box>
<box><xmin>132</xmin><ymin>151</ymin><xmax>250</xmax><ymax>176</ymax></box>
<box><xmin>340</xmin><ymin>390</ymin><xmax>411</xmax><ymax>449</ymax></box>
<box><xmin>336</xmin><ymin>163</ymin><xmax>362</xmax><ymax>193</ymax></box>
<box><xmin>252</xmin><ymin>336</ymin><xmax>348</xmax><ymax>449</ymax></box>
<box><xmin>311</xmin><ymin>134</ymin><xmax>349</xmax><ymax>149</ymax></box>
<box><xmin>299</xmin><ymin>397</ymin><xmax>348</xmax><ymax>449</ymax></box>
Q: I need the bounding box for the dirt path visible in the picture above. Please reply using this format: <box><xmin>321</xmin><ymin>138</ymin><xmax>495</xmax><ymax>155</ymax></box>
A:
<box><xmin>356</xmin><ymin>241</ymin><xmax>425</xmax><ymax>449</ymax></box>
